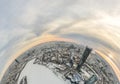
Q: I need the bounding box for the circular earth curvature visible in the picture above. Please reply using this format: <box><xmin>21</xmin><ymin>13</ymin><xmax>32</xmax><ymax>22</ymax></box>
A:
<box><xmin>0</xmin><ymin>41</ymin><xmax>119</xmax><ymax>84</ymax></box>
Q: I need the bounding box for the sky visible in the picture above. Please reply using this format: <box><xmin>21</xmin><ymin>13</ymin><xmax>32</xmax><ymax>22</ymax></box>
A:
<box><xmin>0</xmin><ymin>0</ymin><xmax>120</xmax><ymax>82</ymax></box>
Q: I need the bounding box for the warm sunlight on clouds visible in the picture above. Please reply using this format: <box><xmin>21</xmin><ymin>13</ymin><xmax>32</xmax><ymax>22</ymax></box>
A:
<box><xmin>0</xmin><ymin>0</ymin><xmax>120</xmax><ymax>82</ymax></box>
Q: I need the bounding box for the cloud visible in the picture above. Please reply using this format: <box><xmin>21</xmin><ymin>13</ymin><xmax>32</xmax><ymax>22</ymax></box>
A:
<box><xmin>0</xmin><ymin>0</ymin><xmax>120</xmax><ymax>81</ymax></box>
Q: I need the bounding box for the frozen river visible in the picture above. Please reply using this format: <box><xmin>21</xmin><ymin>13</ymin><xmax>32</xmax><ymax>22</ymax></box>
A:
<box><xmin>0</xmin><ymin>0</ymin><xmax>120</xmax><ymax>83</ymax></box>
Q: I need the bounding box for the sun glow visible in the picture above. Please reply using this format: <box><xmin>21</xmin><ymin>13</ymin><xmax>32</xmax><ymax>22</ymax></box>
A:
<box><xmin>98</xmin><ymin>14</ymin><xmax>120</xmax><ymax>27</ymax></box>
<box><xmin>96</xmin><ymin>50</ymin><xmax>120</xmax><ymax>81</ymax></box>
